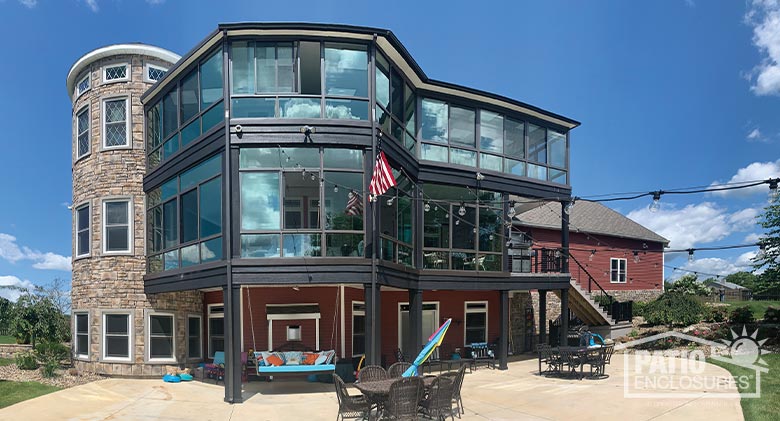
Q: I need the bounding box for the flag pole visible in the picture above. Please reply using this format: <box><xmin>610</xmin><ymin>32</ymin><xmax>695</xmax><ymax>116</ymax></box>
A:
<box><xmin>369</xmin><ymin>34</ymin><xmax>378</xmax><ymax>366</ymax></box>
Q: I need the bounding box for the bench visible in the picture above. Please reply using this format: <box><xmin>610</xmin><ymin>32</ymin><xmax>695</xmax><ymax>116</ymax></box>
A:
<box><xmin>253</xmin><ymin>342</ymin><xmax>336</xmax><ymax>380</ymax></box>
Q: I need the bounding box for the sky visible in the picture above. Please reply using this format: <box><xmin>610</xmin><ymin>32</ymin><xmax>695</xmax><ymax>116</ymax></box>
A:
<box><xmin>0</xmin><ymin>0</ymin><xmax>778</xmax><ymax>300</ymax></box>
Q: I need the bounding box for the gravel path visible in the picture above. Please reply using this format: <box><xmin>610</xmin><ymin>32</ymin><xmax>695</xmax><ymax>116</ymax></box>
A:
<box><xmin>0</xmin><ymin>364</ymin><xmax>105</xmax><ymax>388</ymax></box>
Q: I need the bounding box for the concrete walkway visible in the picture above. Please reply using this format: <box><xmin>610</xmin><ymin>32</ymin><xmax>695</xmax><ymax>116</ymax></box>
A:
<box><xmin>0</xmin><ymin>355</ymin><xmax>743</xmax><ymax>421</ymax></box>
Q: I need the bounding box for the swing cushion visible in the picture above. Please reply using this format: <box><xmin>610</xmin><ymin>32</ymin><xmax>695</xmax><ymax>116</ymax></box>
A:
<box><xmin>302</xmin><ymin>352</ymin><xmax>318</xmax><ymax>365</ymax></box>
<box><xmin>283</xmin><ymin>351</ymin><xmax>303</xmax><ymax>365</ymax></box>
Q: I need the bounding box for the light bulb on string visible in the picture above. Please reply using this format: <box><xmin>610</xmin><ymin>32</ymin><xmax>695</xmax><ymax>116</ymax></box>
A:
<box><xmin>687</xmin><ymin>249</ymin><xmax>694</xmax><ymax>263</ymax></box>
<box><xmin>770</xmin><ymin>179</ymin><xmax>779</xmax><ymax>202</ymax></box>
<box><xmin>387</xmin><ymin>197</ymin><xmax>394</xmax><ymax>207</ymax></box>
<box><xmin>455</xmin><ymin>220</ymin><xmax>460</xmax><ymax>225</ymax></box>
<box><xmin>633</xmin><ymin>251</ymin><xmax>640</xmax><ymax>263</ymax></box>
<box><xmin>564</xmin><ymin>199</ymin><xmax>575</xmax><ymax>215</ymax></box>
<box><xmin>589</xmin><ymin>250</ymin><xmax>595</xmax><ymax>262</ymax></box>
<box><xmin>472</xmin><ymin>227</ymin><xmax>477</xmax><ymax>234</ymax></box>
<box><xmin>507</xmin><ymin>207</ymin><xmax>516</xmax><ymax>218</ymax></box>
<box><xmin>649</xmin><ymin>191</ymin><xmax>662</xmax><ymax>213</ymax></box>
<box><xmin>333</xmin><ymin>185</ymin><xmax>339</xmax><ymax>193</ymax></box>
<box><xmin>424</xmin><ymin>202</ymin><xmax>431</xmax><ymax>212</ymax></box>
<box><xmin>311</xmin><ymin>173</ymin><xmax>316</xmax><ymax>181</ymax></box>
<box><xmin>348</xmin><ymin>191</ymin><xmax>354</xmax><ymax>199</ymax></box>
<box><xmin>458</xmin><ymin>204</ymin><xmax>467</xmax><ymax>217</ymax></box>
<box><xmin>489</xmin><ymin>234</ymin><xmax>494</xmax><ymax>240</ymax></box>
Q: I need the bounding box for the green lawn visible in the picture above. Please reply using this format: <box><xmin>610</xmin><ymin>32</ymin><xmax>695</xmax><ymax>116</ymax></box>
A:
<box><xmin>722</xmin><ymin>301</ymin><xmax>780</xmax><ymax>320</ymax></box>
<box><xmin>0</xmin><ymin>358</ymin><xmax>12</xmax><ymax>366</ymax></box>
<box><xmin>0</xmin><ymin>381</ymin><xmax>60</xmax><ymax>409</ymax></box>
<box><xmin>709</xmin><ymin>353</ymin><xmax>780</xmax><ymax>421</ymax></box>
<box><xmin>0</xmin><ymin>336</ymin><xmax>15</xmax><ymax>345</ymax></box>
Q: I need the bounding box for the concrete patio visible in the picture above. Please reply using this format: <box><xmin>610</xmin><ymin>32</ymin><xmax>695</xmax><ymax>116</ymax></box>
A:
<box><xmin>0</xmin><ymin>355</ymin><xmax>743</xmax><ymax>420</ymax></box>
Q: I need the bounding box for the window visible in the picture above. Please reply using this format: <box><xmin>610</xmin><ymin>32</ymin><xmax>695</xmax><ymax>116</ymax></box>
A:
<box><xmin>187</xmin><ymin>315</ymin><xmax>202</xmax><ymax>359</ymax></box>
<box><xmin>465</xmin><ymin>302</ymin><xmax>488</xmax><ymax>344</ymax></box>
<box><xmin>374</xmin><ymin>54</ymin><xmax>417</xmax><ymax>152</ymax></box>
<box><xmin>103</xmin><ymin>199</ymin><xmax>131</xmax><ymax>254</ymax></box>
<box><xmin>611</xmin><ymin>258</ymin><xmax>627</xmax><ymax>283</ymax></box>
<box><xmin>148</xmin><ymin>313</ymin><xmax>175</xmax><ymax>361</ymax></box>
<box><xmin>76</xmin><ymin>204</ymin><xmax>90</xmax><ymax>257</ymax></box>
<box><xmin>74</xmin><ymin>313</ymin><xmax>89</xmax><ymax>358</ymax></box>
<box><xmin>103</xmin><ymin>64</ymin><xmax>129</xmax><ymax>83</ymax></box>
<box><xmin>76</xmin><ymin>73</ymin><xmax>90</xmax><ymax>97</ymax></box>
<box><xmin>103</xmin><ymin>313</ymin><xmax>131</xmax><ymax>361</ymax></box>
<box><xmin>239</xmin><ymin>147</ymin><xmax>364</xmax><ymax>258</ymax></box>
<box><xmin>147</xmin><ymin>154</ymin><xmax>223</xmax><ymax>273</ymax></box>
<box><xmin>352</xmin><ymin>302</ymin><xmax>365</xmax><ymax>356</ymax></box>
<box><xmin>380</xmin><ymin>170</ymin><xmax>414</xmax><ymax>267</ymax></box>
<box><xmin>286</xmin><ymin>325</ymin><xmax>302</xmax><ymax>341</ymax></box>
<box><xmin>76</xmin><ymin>107</ymin><xmax>90</xmax><ymax>158</ymax></box>
<box><xmin>208</xmin><ymin>305</ymin><xmax>224</xmax><ymax>358</ymax></box>
<box><xmin>145</xmin><ymin>64</ymin><xmax>167</xmax><ymax>82</ymax></box>
<box><xmin>103</xmin><ymin>98</ymin><xmax>129</xmax><ymax>148</ymax></box>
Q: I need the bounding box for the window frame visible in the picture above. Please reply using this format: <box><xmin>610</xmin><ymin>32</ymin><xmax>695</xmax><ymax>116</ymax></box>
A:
<box><xmin>75</xmin><ymin>202</ymin><xmax>91</xmax><ymax>258</ymax></box>
<box><xmin>610</xmin><ymin>258</ymin><xmax>627</xmax><ymax>284</ymax></box>
<box><xmin>73</xmin><ymin>311</ymin><xmax>90</xmax><ymax>360</ymax></box>
<box><xmin>351</xmin><ymin>301</ymin><xmax>365</xmax><ymax>356</ymax></box>
<box><xmin>101</xmin><ymin>96</ymin><xmax>131</xmax><ymax>150</ymax></box>
<box><xmin>102</xmin><ymin>197</ymin><xmax>133</xmax><ymax>255</ymax></box>
<box><xmin>75</xmin><ymin>105</ymin><xmax>91</xmax><ymax>160</ymax></box>
<box><xmin>76</xmin><ymin>72</ymin><xmax>91</xmax><ymax>98</ymax></box>
<box><xmin>101</xmin><ymin>311</ymin><xmax>132</xmax><ymax>362</ymax></box>
<box><xmin>146</xmin><ymin>311</ymin><xmax>176</xmax><ymax>363</ymax></box>
<box><xmin>102</xmin><ymin>62</ymin><xmax>130</xmax><ymax>84</ymax></box>
<box><xmin>144</xmin><ymin>63</ymin><xmax>168</xmax><ymax>83</ymax></box>
<box><xmin>207</xmin><ymin>304</ymin><xmax>224</xmax><ymax>358</ymax></box>
<box><xmin>464</xmin><ymin>301</ymin><xmax>488</xmax><ymax>345</ymax></box>
<box><xmin>186</xmin><ymin>314</ymin><xmax>203</xmax><ymax>360</ymax></box>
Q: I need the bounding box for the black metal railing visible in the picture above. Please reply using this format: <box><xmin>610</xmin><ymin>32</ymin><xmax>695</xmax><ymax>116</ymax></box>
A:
<box><xmin>568</xmin><ymin>253</ymin><xmax>633</xmax><ymax>323</ymax></box>
<box><xmin>510</xmin><ymin>247</ymin><xmax>563</xmax><ymax>274</ymax></box>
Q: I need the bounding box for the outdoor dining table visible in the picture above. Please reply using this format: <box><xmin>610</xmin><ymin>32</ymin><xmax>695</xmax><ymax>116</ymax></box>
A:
<box><xmin>552</xmin><ymin>346</ymin><xmax>602</xmax><ymax>378</ymax></box>
<box><xmin>354</xmin><ymin>375</ymin><xmax>437</xmax><ymax>398</ymax></box>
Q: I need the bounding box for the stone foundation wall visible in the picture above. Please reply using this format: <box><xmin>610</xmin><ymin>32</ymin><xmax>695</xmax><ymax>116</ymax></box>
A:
<box><xmin>0</xmin><ymin>344</ymin><xmax>32</xmax><ymax>359</ymax></box>
<box><xmin>609</xmin><ymin>289</ymin><xmax>662</xmax><ymax>303</ymax></box>
<box><xmin>509</xmin><ymin>292</ymin><xmax>535</xmax><ymax>353</ymax></box>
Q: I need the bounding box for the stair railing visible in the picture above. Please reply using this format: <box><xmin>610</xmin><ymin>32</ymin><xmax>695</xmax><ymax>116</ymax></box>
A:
<box><xmin>567</xmin><ymin>252</ymin><xmax>633</xmax><ymax>322</ymax></box>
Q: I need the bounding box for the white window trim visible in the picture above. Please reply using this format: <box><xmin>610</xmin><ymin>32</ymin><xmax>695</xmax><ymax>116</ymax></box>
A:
<box><xmin>101</xmin><ymin>96</ymin><xmax>131</xmax><ymax>150</ymax></box>
<box><xmin>75</xmin><ymin>72</ymin><xmax>91</xmax><ymax>99</ymax></box>
<box><xmin>102</xmin><ymin>311</ymin><xmax>133</xmax><ymax>362</ymax></box>
<box><xmin>75</xmin><ymin>105</ymin><xmax>90</xmax><ymax>160</ymax></box>
<box><xmin>144</xmin><ymin>63</ymin><xmax>168</xmax><ymax>83</ymax></box>
<box><xmin>265</xmin><ymin>304</ymin><xmax>321</xmax><ymax>351</ymax></box>
<box><xmin>101</xmin><ymin>197</ymin><xmax>133</xmax><ymax>255</ymax></box>
<box><xmin>610</xmin><ymin>258</ymin><xmax>627</xmax><ymax>283</ymax></box>
<box><xmin>397</xmin><ymin>301</ymin><xmax>440</xmax><ymax>355</ymax></box>
<box><xmin>75</xmin><ymin>202</ymin><xmax>91</xmax><ymax>259</ymax></box>
<box><xmin>73</xmin><ymin>311</ymin><xmax>90</xmax><ymax>360</ymax></box>
<box><xmin>145</xmin><ymin>311</ymin><xmax>176</xmax><ymax>363</ymax></box>
<box><xmin>208</xmin><ymin>304</ymin><xmax>224</xmax><ymax>358</ymax></box>
<box><xmin>103</xmin><ymin>62</ymin><xmax>130</xmax><ymax>84</ymax></box>
<box><xmin>464</xmin><ymin>301</ymin><xmax>489</xmax><ymax>345</ymax></box>
<box><xmin>186</xmin><ymin>314</ymin><xmax>203</xmax><ymax>361</ymax></box>
<box><xmin>352</xmin><ymin>301</ymin><xmax>365</xmax><ymax>356</ymax></box>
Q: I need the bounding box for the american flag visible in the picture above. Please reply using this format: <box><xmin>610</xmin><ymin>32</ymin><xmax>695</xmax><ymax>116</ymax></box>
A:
<box><xmin>345</xmin><ymin>191</ymin><xmax>363</xmax><ymax>216</ymax></box>
<box><xmin>369</xmin><ymin>151</ymin><xmax>397</xmax><ymax>200</ymax></box>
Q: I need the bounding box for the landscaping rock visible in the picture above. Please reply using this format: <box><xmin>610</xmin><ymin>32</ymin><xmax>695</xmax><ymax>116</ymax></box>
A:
<box><xmin>0</xmin><ymin>363</ymin><xmax>104</xmax><ymax>388</ymax></box>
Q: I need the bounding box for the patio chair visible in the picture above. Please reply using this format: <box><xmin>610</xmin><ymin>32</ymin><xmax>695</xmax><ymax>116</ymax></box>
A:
<box><xmin>358</xmin><ymin>365</ymin><xmax>389</xmax><ymax>383</ymax></box>
<box><xmin>467</xmin><ymin>343</ymin><xmax>495</xmax><ymax>370</ymax></box>
<box><xmin>420</xmin><ymin>375</ymin><xmax>455</xmax><ymax>421</ymax></box>
<box><xmin>380</xmin><ymin>377</ymin><xmax>423</xmax><ymax>420</ymax></box>
<box><xmin>333</xmin><ymin>374</ymin><xmax>372</xmax><ymax>421</ymax></box>
<box><xmin>557</xmin><ymin>348</ymin><xmax>583</xmax><ymax>379</ymax></box>
<box><xmin>205</xmin><ymin>351</ymin><xmax>225</xmax><ymax>383</ymax></box>
<box><xmin>388</xmin><ymin>362</ymin><xmax>413</xmax><ymax>378</ymax></box>
<box><xmin>584</xmin><ymin>347</ymin><xmax>608</xmax><ymax>379</ymax></box>
<box><xmin>603</xmin><ymin>343</ymin><xmax>615</xmax><ymax>365</ymax></box>
<box><xmin>449</xmin><ymin>365</ymin><xmax>466</xmax><ymax>418</ymax></box>
<box><xmin>536</xmin><ymin>344</ymin><xmax>559</xmax><ymax>376</ymax></box>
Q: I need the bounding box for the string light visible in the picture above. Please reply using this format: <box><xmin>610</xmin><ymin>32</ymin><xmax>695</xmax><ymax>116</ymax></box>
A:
<box><xmin>589</xmin><ymin>250</ymin><xmax>595</xmax><ymax>262</ymax></box>
<box><xmin>649</xmin><ymin>191</ymin><xmax>662</xmax><ymax>213</ymax></box>
<box><xmin>387</xmin><ymin>197</ymin><xmax>394</xmax><ymax>207</ymax></box>
<box><xmin>633</xmin><ymin>251</ymin><xmax>640</xmax><ymax>263</ymax></box>
<box><xmin>564</xmin><ymin>199</ymin><xmax>575</xmax><ymax>215</ymax></box>
<box><xmin>424</xmin><ymin>202</ymin><xmax>431</xmax><ymax>212</ymax></box>
<box><xmin>458</xmin><ymin>204</ymin><xmax>467</xmax><ymax>217</ymax></box>
<box><xmin>687</xmin><ymin>249</ymin><xmax>694</xmax><ymax>263</ymax></box>
<box><xmin>770</xmin><ymin>179</ymin><xmax>779</xmax><ymax>202</ymax></box>
<box><xmin>333</xmin><ymin>185</ymin><xmax>339</xmax><ymax>193</ymax></box>
<box><xmin>455</xmin><ymin>220</ymin><xmax>460</xmax><ymax>225</ymax></box>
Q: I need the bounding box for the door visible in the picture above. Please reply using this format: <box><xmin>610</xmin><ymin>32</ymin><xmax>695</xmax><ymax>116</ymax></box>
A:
<box><xmin>399</xmin><ymin>302</ymin><xmax>439</xmax><ymax>360</ymax></box>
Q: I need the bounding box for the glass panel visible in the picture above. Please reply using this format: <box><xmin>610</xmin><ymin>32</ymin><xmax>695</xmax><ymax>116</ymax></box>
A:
<box><xmin>200</xmin><ymin>237</ymin><xmax>222</xmax><ymax>263</ymax></box>
<box><xmin>105</xmin><ymin>314</ymin><xmax>128</xmax><ymax>334</ymax></box>
<box><xmin>200</xmin><ymin>50</ymin><xmax>223</xmax><ymax>108</ymax></box>
<box><xmin>180</xmin><ymin>118</ymin><xmax>200</xmax><ymax>147</ymax></box>
<box><xmin>391</xmin><ymin>69</ymin><xmax>403</xmax><ymax>118</ymax></box>
<box><xmin>423</xmin><ymin>204</ymin><xmax>449</xmax><ymax>248</ymax></box>
<box><xmin>148</xmin><ymin>148</ymin><xmax>162</xmax><ymax>170</ymax></box>
<box><xmin>376</xmin><ymin>106</ymin><xmax>391</xmax><ymax>134</ymax></box>
<box><xmin>452</xmin><ymin>252</ymin><xmax>477</xmax><ymax>271</ymax></box>
<box><xmin>78</xmin><ymin>231</ymin><xmax>89</xmax><ymax>255</ymax></box>
<box><xmin>105</xmin><ymin>201</ymin><xmax>127</xmax><ymax>225</ymax></box>
<box><xmin>146</xmin><ymin>103</ymin><xmax>161</xmax><ymax>149</ymax></box>
<box><xmin>77</xmin><ymin>206</ymin><xmax>89</xmax><ymax>231</ymax></box>
<box><xmin>163</xmin><ymin>200</ymin><xmax>178</xmax><ymax>248</ymax></box>
<box><xmin>150</xmin><ymin>337</ymin><xmax>173</xmax><ymax>359</ymax></box>
<box><xmin>325</xmin><ymin>233</ymin><xmax>364</xmax><ymax>256</ymax></box>
<box><xmin>323</xmin><ymin>149</ymin><xmax>362</xmax><ymax>169</ymax></box>
<box><xmin>375</xmin><ymin>64</ymin><xmax>389</xmax><ymax>108</ymax></box>
<box><xmin>104</xmin><ymin>99</ymin><xmax>127</xmax><ymax>147</ymax></box>
<box><xmin>324</xmin><ymin>45</ymin><xmax>368</xmax><ymax>97</ymax></box>
<box><xmin>282</xmin><ymin>172</ymin><xmax>320</xmax><ymax>229</ymax></box>
<box><xmin>549</xmin><ymin>168</ymin><xmax>567</xmax><ymax>184</ymax></box>
<box><xmin>76</xmin><ymin>314</ymin><xmax>88</xmax><ymax>333</ymax></box>
<box><xmin>77</xmin><ymin>336</ymin><xmax>88</xmax><ymax>354</ymax></box>
<box><xmin>421</xmin><ymin>99</ymin><xmax>448</xmax><ymax>143</ymax></box>
<box><xmin>324</xmin><ymin>172</ymin><xmax>363</xmax><ymax>230</ymax></box>
<box><xmin>452</xmin><ymin>207</ymin><xmax>476</xmax><ymax>250</ymax></box>
<box><xmin>209</xmin><ymin>317</ymin><xmax>224</xmax><ymax>335</ymax></box>
<box><xmin>478</xmin><ymin>207</ymin><xmax>502</xmax><ymax>252</ymax></box>
<box><xmin>528</xmin><ymin>124</ymin><xmax>546</xmax><ymax>164</ymax></box>
<box><xmin>188</xmin><ymin>338</ymin><xmax>200</xmax><ymax>358</ymax></box>
<box><xmin>527</xmin><ymin>163</ymin><xmax>547</xmax><ymax>181</ymax></box>
<box><xmin>504</xmin><ymin>158</ymin><xmax>525</xmax><ymax>177</ymax></box>
<box><xmin>200</xmin><ymin>177</ymin><xmax>222</xmax><ymax>238</ymax></box>
<box><xmin>325</xmin><ymin>99</ymin><xmax>368</xmax><ymax>120</ymax></box>
<box><xmin>279</xmin><ymin>97</ymin><xmax>321</xmax><ymax>118</ymax></box>
<box><xmin>480</xmin><ymin>110</ymin><xmax>503</xmax><ymax>153</ymax></box>
<box><xmin>379</xmin><ymin>189</ymin><xmax>397</xmax><ymax>239</ymax></box>
<box><xmin>181</xmin><ymin>154</ymin><xmax>221</xmax><ymax>190</ymax></box>
<box><xmin>299</xmin><ymin>41</ymin><xmax>321</xmax><ymax>95</ymax></box>
<box><xmin>504</xmin><ymin>118</ymin><xmax>524</xmax><ymax>159</ymax></box>
<box><xmin>163</xmin><ymin>135</ymin><xmax>179</xmax><ymax>160</ymax></box>
<box><xmin>188</xmin><ymin>317</ymin><xmax>200</xmax><ymax>336</ymax></box>
<box><xmin>150</xmin><ymin>315</ymin><xmax>173</xmax><ymax>336</ymax></box>
<box><xmin>256</xmin><ymin>44</ymin><xmax>276</xmax><ymax>93</ymax></box>
<box><xmin>282</xmin><ymin>234</ymin><xmax>321</xmax><ymax>257</ymax></box>
<box><xmin>106</xmin><ymin>337</ymin><xmax>129</xmax><ymax>358</ymax></box>
<box><xmin>240</xmin><ymin>148</ymin><xmax>282</xmax><ymax>169</ymax></box>
<box><xmin>381</xmin><ymin>237</ymin><xmax>395</xmax><ymax>262</ymax></box>
<box><xmin>450</xmin><ymin>148</ymin><xmax>476</xmax><ymax>167</ymax></box>
<box><xmin>232</xmin><ymin>97</ymin><xmax>276</xmax><ymax>118</ymax></box>
<box><xmin>423</xmin><ymin>251</ymin><xmax>449</xmax><ymax>269</ymax></box>
<box><xmin>180</xmin><ymin>190</ymin><xmax>198</xmax><ymax>243</ymax></box>
<box><xmin>161</xmin><ymin>178</ymin><xmax>178</xmax><ymax>201</ymax></box>
<box><xmin>548</xmin><ymin>130</ymin><xmax>566</xmax><ymax>168</ymax></box>
<box><xmin>241</xmin><ymin>234</ymin><xmax>280</xmax><ymax>258</ymax></box>
<box><xmin>201</xmin><ymin>101</ymin><xmax>223</xmax><ymax>132</ymax></box>
<box><xmin>278</xmin><ymin>45</ymin><xmax>295</xmax><ymax>93</ymax></box>
<box><xmin>282</xmin><ymin>147</ymin><xmax>320</xmax><ymax>169</ymax></box>
<box><xmin>479</xmin><ymin>153</ymin><xmax>502</xmax><ymax>172</ymax></box>
<box><xmin>404</xmin><ymin>131</ymin><xmax>415</xmax><ymax>152</ymax></box>
<box><xmin>162</xmin><ymin>88</ymin><xmax>178</xmax><ymax>139</ymax></box>
<box><xmin>180</xmin><ymin>70</ymin><xmax>200</xmax><ymax>124</ymax></box>
<box><xmin>397</xmin><ymin>196</ymin><xmax>413</xmax><ymax>244</ymax></box>
<box><xmin>231</xmin><ymin>41</ymin><xmax>255</xmax><ymax>94</ymax></box>
<box><xmin>148</xmin><ymin>206</ymin><xmax>162</xmax><ymax>252</ymax></box>
<box><xmin>240</xmin><ymin>172</ymin><xmax>280</xmax><ymax>230</ymax></box>
<box><xmin>479</xmin><ymin>254</ymin><xmax>502</xmax><ymax>271</ymax></box>
<box><xmin>398</xmin><ymin>244</ymin><xmax>413</xmax><ymax>267</ymax></box>
<box><xmin>420</xmin><ymin>143</ymin><xmax>447</xmax><ymax>162</ymax></box>
<box><xmin>164</xmin><ymin>249</ymin><xmax>179</xmax><ymax>270</ymax></box>
<box><xmin>449</xmin><ymin>106</ymin><xmax>475</xmax><ymax>147</ymax></box>
<box><xmin>181</xmin><ymin>244</ymin><xmax>199</xmax><ymax>267</ymax></box>
<box><xmin>404</xmin><ymin>83</ymin><xmax>415</xmax><ymax>133</ymax></box>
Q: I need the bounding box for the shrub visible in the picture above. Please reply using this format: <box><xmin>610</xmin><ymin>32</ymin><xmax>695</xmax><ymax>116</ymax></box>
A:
<box><xmin>41</xmin><ymin>360</ymin><xmax>59</xmax><ymax>378</ymax></box>
<box><xmin>633</xmin><ymin>301</ymin><xmax>650</xmax><ymax>318</ymax></box>
<box><xmin>764</xmin><ymin>306</ymin><xmax>780</xmax><ymax>323</ymax></box>
<box><xmin>704</xmin><ymin>305</ymin><xmax>729</xmax><ymax>323</ymax></box>
<box><xmin>643</xmin><ymin>292</ymin><xmax>705</xmax><ymax>327</ymax></box>
<box><xmin>15</xmin><ymin>351</ymin><xmax>38</xmax><ymax>370</ymax></box>
<box><xmin>34</xmin><ymin>341</ymin><xmax>68</xmax><ymax>378</ymax></box>
<box><xmin>729</xmin><ymin>306</ymin><xmax>755</xmax><ymax>324</ymax></box>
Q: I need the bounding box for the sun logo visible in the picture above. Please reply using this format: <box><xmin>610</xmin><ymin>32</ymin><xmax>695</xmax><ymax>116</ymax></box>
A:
<box><xmin>719</xmin><ymin>326</ymin><xmax>769</xmax><ymax>368</ymax></box>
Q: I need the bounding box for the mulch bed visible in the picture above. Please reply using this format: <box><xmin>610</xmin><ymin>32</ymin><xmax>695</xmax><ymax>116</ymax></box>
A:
<box><xmin>0</xmin><ymin>364</ymin><xmax>105</xmax><ymax>389</ymax></box>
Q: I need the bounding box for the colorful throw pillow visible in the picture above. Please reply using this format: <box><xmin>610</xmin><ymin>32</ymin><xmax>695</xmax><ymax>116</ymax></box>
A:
<box><xmin>316</xmin><ymin>350</ymin><xmax>335</xmax><ymax>365</ymax></box>
<box><xmin>314</xmin><ymin>352</ymin><xmax>328</xmax><ymax>365</ymax></box>
<box><xmin>302</xmin><ymin>352</ymin><xmax>318</xmax><ymax>365</ymax></box>
<box><xmin>284</xmin><ymin>351</ymin><xmax>303</xmax><ymax>365</ymax></box>
<box><xmin>254</xmin><ymin>352</ymin><xmax>265</xmax><ymax>366</ymax></box>
<box><xmin>265</xmin><ymin>353</ymin><xmax>284</xmax><ymax>366</ymax></box>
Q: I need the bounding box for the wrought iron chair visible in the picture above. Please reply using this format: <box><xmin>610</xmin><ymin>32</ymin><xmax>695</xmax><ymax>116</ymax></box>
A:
<box><xmin>536</xmin><ymin>344</ymin><xmax>559</xmax><ymax>376</ymax></box>
<box><xmin>388</xmin><ymin>362</ymin><xmax>413</xmax><ymax>378</ymax></box>
<box><xmin>380</xmin><ymin>377</ymin><xmax>423</xmax><ymax>420</ymax></box>
<box><xmin>333</xmin><ymin>374</ymin><xmax>372</xmax><ymax>421</ymax></box>
<box><xmin>603</xmin><ymin>343</ymin><xmax>615</xmax><ymax>365</ymax></box>
<box><xmin>420</xmin><ymin>375</ymin><xmax>456</xmax><ymax>421</ymax></box>
<box><xmin>584</xmin><ymin>347</ymin><xmax>608</xmax><ymax>379</ymax></box>
<box><xmin>358</xmin><ymin>365</ymin><xmax>389</xmax><ymax>383</ymax></box>
<box><xmin>557</xmin><ymin>348</ymin><xmax>583</xmax><ymax>379</ymax></box>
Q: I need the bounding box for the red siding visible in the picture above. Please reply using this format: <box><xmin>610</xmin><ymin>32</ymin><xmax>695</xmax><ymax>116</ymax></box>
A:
<box><xmin>529</xmin><ymin>228</ymin><xmax>665</xmax><ymax>291</ymax></box>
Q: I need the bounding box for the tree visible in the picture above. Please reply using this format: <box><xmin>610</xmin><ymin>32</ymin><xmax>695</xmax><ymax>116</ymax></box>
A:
<box><xmin>723</xmin><ymin>271</ymin><xmax>758</xmax><ymax>291</ymax></box>
<box><xmin>0</xmin><ymin>296</ymin><xmax>11</xmax><ymax>330</ymax></box>
<box><xmin>754</xmin><ymin>197</ymin><xmax>780</xmax><ymax>295</ymax></box>
<box><xmin>8</xmin><ymin>287</ymin><xmax>69</xmax><ymax>346</ymax></box>
<box><xmin>666</xmin><ymin>274</ymin><xmax>711</xmax><ymax>296</ymax></box>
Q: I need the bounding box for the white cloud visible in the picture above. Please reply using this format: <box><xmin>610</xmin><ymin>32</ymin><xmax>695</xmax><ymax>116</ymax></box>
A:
<box><xmin>670</xmin><ymin>252</ymin><xmax>757</xmax><ymax>280</ymax></box>
<box><xmin>744</xmin><ymin>232</ymin><xmax>763</xmax><ymax>243</ymax></box>
<box><xmin>628</xmin><ymin>202</ymin><xmax>734</xmax><ymax>250</ymax></box>
<box><xmin>0</xmin><ymin>275</ymin><xmax>35</xmax><ymax>302</ymax></box>
<box><xmin>746</xmin><ymin>0</ymin><xmax>780</xmax><ymax>95</ymax></box>
<box><xmin>84</xmin><ymin>0</ymin><xmax>98</xmax><ymax>12</ymax></box>
<box><xmin>727</xmin><ymin>207</ymin><xmax>761</xmax><ymax>231</ymax></box>
<box><xmin>0</xmin><ymin>233</ymin><xmax>71</xmax><ymax>272</ymax></box>
<box><xmin>746</xmin><ymin>128</ymin><xmax>769</xmax><ymax>142</ymax></box>
<box><xmin>18</xmin><ymin>0</ymin><xmax>37</xmax><ymax>7</ymax></box>
<box><xmin>684</xmin><ymin>0</ymin><xmax>695</xmax><ymax>8</ymax></box>
<box><xmin>710</xmin><ymin>159</ymin><xmax>780</xmax><ymax>197</ymax></box>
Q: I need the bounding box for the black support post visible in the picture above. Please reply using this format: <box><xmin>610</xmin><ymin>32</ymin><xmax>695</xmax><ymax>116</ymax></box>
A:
<box><xmin>364</xmin><ymin>283</ymin><xmax>382</xmax><ymax>365</ymax></box>
<box><xmin>560</xmin><ymin>288</ymin><xmax>569</xmax><ymax>347</ymax></box>
<box><xmin>498</xmin><ymin>290</ymin><xmax>509</xmax><ymax>370</ymax></box>
<box><xmin>408</xmin><ymin>288</ymin><xmax>423</xmax><ymax>360</ymax></box>
<box><xmin>538</xmin><ymin>290</ymin><xmax>547</xmax><ymax>346</ymax></box>
<box><xmin>223</xmin><ymin>286</ymin><xmax>243</xmax><ymax>403</ymax></box>
<box><xmin>561</xmin><ymin>201</ymin><xmax>570</xmax><ymax>274</ymax></box>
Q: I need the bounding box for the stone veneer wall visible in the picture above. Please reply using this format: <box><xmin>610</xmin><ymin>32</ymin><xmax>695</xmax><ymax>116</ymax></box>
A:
<box><xmin>70</xmin><ymin>51</ymin><xmax>203</xmax><ymax>377</ymax></box>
